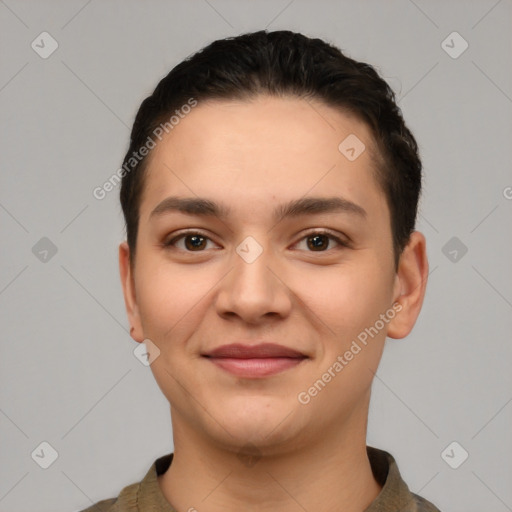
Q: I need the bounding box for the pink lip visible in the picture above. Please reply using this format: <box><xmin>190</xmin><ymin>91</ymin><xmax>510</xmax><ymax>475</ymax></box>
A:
<box><xmin>202</xmin><ymin>343</ymin><xmax>308</xmax><ymax>378</ymax></box>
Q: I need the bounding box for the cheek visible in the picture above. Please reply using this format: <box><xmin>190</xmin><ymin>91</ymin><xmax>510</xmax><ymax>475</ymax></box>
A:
<box><xmin>297</xmin><ymin>265</ymin><xmax>392</xmax><ymax>406</ymax></box>
<box><xmin>135</xmin><ymin>262</ymin><xmax>214</xmax><ymax>342</ymax></box>
<box><xmin>134</xmin><ymin>264</ymin><xmax>215</xmax><ymax>406</ymax></box>
<box><xmin>300</xmin><ymin>262</ymin><xmax>393</xmax><ymax>339</ymax></box>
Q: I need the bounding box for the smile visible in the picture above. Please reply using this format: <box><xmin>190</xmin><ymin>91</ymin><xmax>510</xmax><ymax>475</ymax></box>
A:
<box><xmin>201</xmin><ymin>342</ymin><xmax>309</xmax><ymax>378</ymax></box>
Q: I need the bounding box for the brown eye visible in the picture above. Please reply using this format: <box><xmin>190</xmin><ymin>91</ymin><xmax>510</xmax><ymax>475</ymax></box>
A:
<box><xmin>306</xmin><ymin>233</ymin><xmax>330</xmax><ymax>251</ymax></box>
<box><xmin>183</xmin><ymin>234</ymin><xmax>207</xmax><ymax>251</ymax></box>
<box><xmin>294</xmin><ymin>230</ymin><xmax>348</xmax><ymax>252</ymax></box>
<box><xmin>164</xmin><ymin>232</ymin><xmax>215</xmax><ymax>251</ymax></box>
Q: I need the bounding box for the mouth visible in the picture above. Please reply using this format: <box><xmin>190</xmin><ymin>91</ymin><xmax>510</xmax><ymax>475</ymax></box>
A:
<box><xmin>201</xmin><ymin>343</ymin><xmax>309</xmax><ymax>378</ymax></box>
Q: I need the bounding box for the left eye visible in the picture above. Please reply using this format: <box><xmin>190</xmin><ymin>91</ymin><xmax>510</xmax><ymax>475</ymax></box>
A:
<box><xmin>294</xmin><ymin>231</ymin><xmax>347</xmax><ymax>252</ymax></box>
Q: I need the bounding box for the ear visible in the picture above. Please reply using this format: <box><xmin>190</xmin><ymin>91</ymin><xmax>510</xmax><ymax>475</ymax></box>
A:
<box><xmin>119</xmin><ymin>241</ymin><xmax>144</xmax><ymax>343</ymax></box>
<box><xmin>387</xmin><ymin>231</ymin><xmax>429</xmax><ymax>339</ymax></box>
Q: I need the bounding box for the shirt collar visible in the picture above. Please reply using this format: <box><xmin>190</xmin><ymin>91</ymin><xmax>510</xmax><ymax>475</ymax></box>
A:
<box><xmin>135</xmin><ymin>446</ymin><xmax>427</xmax><ymax>512</ymax></box>
<box><xmin>364</xmin><ymin>446</ymin><xmax>417</xmax><ymax>511</ymax></box>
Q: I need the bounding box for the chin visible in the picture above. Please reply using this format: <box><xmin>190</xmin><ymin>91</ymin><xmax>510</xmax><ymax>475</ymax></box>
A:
<box><xmin>205</xmin><ymin>400</ymin><xmax>305</xmax><ymax>450</ymax></box>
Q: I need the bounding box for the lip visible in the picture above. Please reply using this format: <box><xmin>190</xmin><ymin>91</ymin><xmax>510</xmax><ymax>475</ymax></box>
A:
<box><xmin>202</xmin><ymin>343</ymin><xmax>308</xmax><ymax>378</ymax></box>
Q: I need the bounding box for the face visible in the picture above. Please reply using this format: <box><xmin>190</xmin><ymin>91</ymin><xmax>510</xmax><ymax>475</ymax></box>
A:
<box><xmin>120</xmin><ymin>95</ymin><xmax>426</xmax><ymax>455</ymax></box>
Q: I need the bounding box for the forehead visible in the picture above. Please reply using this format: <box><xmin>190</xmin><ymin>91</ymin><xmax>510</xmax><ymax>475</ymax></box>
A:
<box><xmin>139</xmin><ymin>95</ymin><xmax>387</xmax><ymax>222</ymax></box>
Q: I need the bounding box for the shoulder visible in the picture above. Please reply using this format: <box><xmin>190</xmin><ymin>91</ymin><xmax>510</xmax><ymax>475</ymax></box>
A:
<box><xmin>412</xmin><ymin>492</ymin><xmax>443</xmax><ymax>512</ymax></box>
<box><xmin>74</xmin><ymin>453</ymin><xmax>174</xmax><ymax>512</ymax></box>
<box><xmin>76</xmin><ymin>497</ymin><xmax>117</xmax><ymax>512</ymax></box>
<box><xmin>75</xmin><ymin>481</ymin><xmax>141</xmax><ymax>512</ymax></box>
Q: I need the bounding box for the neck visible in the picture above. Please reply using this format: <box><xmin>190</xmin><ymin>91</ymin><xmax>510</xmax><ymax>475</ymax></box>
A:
<box><xmin>158</xmin><ymin>406</ymin><xmax>382</xmax><ymax>512</ymax></box>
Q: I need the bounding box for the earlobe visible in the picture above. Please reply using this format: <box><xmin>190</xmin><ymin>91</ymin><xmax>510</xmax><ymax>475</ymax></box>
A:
<box><xmin>119</xmin><ymin>241</ymin><xmax>144</xmax><ymax>343</ymax></box>
<box><xmin>387</xmin><ymin>231</ymin><xmax>429</xmax><ymax>340</ymax></box>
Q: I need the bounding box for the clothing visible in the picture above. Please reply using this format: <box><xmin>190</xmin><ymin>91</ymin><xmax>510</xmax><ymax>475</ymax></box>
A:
<box><xmin>77</xmin><ymin>446</ymin><xmax>441</xmax><ymax>511</ymax></box>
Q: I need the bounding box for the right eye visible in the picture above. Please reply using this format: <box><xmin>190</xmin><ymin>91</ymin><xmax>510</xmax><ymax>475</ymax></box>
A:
<box><xmin>163</xmin><ymin>231</ymin><xmax>219</xmax><ymax>252</ymax></box>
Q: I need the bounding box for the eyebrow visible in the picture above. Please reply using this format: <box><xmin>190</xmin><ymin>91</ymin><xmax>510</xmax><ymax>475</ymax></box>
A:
<box><xmin>149</xmin><ymin>195</ymin><xmax>367</xmax><ymax>221</ymax></box>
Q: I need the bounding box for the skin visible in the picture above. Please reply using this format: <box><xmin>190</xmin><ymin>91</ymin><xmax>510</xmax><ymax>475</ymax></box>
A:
<box><xmin>119</xmin><ymin>95</ymin><xmax>428</xmax><ymax>512</ymax></box>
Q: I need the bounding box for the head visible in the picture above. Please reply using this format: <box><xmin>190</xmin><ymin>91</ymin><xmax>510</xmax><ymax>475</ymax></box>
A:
<box><xmin>119</xmin><ymin>30</ymin><xmax>428</xmax><ymax>455</ymax></box>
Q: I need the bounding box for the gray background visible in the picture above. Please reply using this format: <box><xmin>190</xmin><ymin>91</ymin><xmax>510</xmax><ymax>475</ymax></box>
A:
<box><xmin>1</xmin><ymin>1</ymin><xmax>511</xmax><ymax>511</ymax></box>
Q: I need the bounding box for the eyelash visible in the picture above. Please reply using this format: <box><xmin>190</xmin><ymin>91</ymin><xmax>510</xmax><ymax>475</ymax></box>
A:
<box><xmin>162</xmin><ymin>229</ymin><xmax>350</xmax><ymax>253</ymax></box>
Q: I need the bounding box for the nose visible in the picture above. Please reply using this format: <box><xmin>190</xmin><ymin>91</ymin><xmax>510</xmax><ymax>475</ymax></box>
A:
<box><xmin>214</xmin><ymin>237</ymin><xmax>292</xmax><ymax>325</ymax></box>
